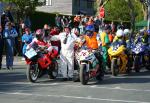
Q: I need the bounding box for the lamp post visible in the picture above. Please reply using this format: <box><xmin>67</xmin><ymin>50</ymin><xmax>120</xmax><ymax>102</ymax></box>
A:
<box><xmin>147</xmin><ymin>0</ymin><xmax>150</xmax><ymax>29</ymax></box>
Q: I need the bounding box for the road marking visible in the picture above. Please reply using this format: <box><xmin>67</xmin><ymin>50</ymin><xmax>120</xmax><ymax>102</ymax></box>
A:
<box><xmin>1</xmin><ymin>82</ymin><xmax>150</xmax><ymax>92</ymax></box>
<box><xmin>0</xmin><ymin>82</ymin><xmax>70</xmax><ymax>86</ymax></box>
<box><xmin>0</xmin><ymin>91</ymin><xmax>149</xmax><ymax>103</ymax></box>
<box><xmin>66</xmin><ymin>85</ymin><xmax>150</xmax><ymax>92</ymax></box>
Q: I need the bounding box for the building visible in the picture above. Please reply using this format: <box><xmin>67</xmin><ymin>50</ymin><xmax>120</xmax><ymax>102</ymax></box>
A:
<box><xmin>37</xmin><ymin>0</ymin><xmax>96</xmax><ymax>15</ymax></box>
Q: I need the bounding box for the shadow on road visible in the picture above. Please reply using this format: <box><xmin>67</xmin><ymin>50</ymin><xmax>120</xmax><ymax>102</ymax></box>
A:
<box><xmin>89</xmin><ymin>70</ymin><xmax>150</xmax><ymax>85</ymax></box>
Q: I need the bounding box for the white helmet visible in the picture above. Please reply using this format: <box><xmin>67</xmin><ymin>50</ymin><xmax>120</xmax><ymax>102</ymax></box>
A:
<box><xmin>124</xmin><ymin>29</ymin><xmax>130</xmax><ymax>35</ymax></box>
<box><xmin>116</xmin><ymin>29</ymin><xmax>124</xmax><ymax>37</ymax></box>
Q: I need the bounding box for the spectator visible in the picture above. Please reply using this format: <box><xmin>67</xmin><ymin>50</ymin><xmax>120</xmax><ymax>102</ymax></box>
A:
<box><xmin>43</xmin><ymin>24</ymin><xmax>50</xmax><ymax>43</ymax></box>
<box><xmin>79</xmin><ymin>21</ymin><xmax>85</xmax><ymax>35</ymax></box>
<box><xmin>50</xmin><ymin>26</ymin><xmax>61</xmax><ymax>53</ymax></box>
<box><xmin>0</xmin><ymin>25</ymin><xmax>4</xmax><ymax>70</ymax></box>
<box><xmin>50</xmin><ymin>26</ymin><xmax>78</xmax><ymax>81</ymax></box>
<box><xmin>99</xmin><ymin>25</ymin><xmax>111</xmax><ymax>73</ymax></box>
<box><xmin>3</xmin><ymin>22</ymin><xmax>18</xmax><ymax>70</ymax></box>
<box><xmin>1</xmin><ymin>12</ymin><xmax>9</xmax><ymax>30</ymax></box>
<box><xmin>24</xmin><ymin>15</ymin><xmax>31</xmax><ymax>28</ymax></box>
<box><xmin>61</xmin><ymin>16</ymin><xmax>69</xmax><ymax>29</ymax></box>
<box><xmin>5</xmin><ymin>6</ymin><xmax>14</xmax><ymax>23</ymax></box>
<box><xmin>22</xmin><ymin>27</ymin><xmax>33</xmax><ymax>55</ymax></box>
<box><xmin>68</xmin><ymin>16</ymin><xmax>72</xmax><ymax>28</ymax></box>
<box><xmin>55</xmin><ymin>14</ymin><xmax>61</xmax><ymax>28</ymax></box>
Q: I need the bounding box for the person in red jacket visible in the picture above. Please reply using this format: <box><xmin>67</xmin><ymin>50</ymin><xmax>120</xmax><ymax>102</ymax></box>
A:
<box><xmin>50</xmin><ymin>27</ymin><xmax>61</xmax><ymax>53</ymax></box>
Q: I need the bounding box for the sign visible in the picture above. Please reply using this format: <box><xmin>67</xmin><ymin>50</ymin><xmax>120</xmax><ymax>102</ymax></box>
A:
<box><xmin>99</xmin><ymin>7</ymin><xmax>105</xmax><ymax>18</ymax></box>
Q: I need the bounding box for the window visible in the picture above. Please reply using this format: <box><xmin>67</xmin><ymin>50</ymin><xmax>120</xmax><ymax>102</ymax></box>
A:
<box><xmin>87</xmin><ymin>1</ymin><xmax>94</xmax><ymax>8</ymax></box>
<box><xmin>45</xmin><ymin>0</ymin><xmax>52</xmax><ymax>6</ymax></box>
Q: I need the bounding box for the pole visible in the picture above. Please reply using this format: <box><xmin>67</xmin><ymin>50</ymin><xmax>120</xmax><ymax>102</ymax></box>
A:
<box><xmin>0</xmin><ymin>2</ymin><xmax>3</xmax><ymax>25</ymax></box>
<box><xmin>148</xmin><ymin>1</ymin><xmax>150</xmax><ymax>29</ymax></box>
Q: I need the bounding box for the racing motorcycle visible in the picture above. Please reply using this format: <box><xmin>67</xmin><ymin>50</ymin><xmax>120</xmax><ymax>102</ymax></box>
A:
<box><xmin>74</xmin><ymin>46</ymin><xmax>104</xmax><ymax>85</ymax></box>
<box><xmin>108</xmin><ymin>40</ymin><xmax>128</xmax><ymax>76</ymax></box>
<box><xmin>25</xmin><ymin>43</ymin><xmax>58</xmax><ymax>83</ymax></box>
<box><xmin>131</xmin><ymin>42</ymin><xmax>150</xmax><ymax>72</ymax></box>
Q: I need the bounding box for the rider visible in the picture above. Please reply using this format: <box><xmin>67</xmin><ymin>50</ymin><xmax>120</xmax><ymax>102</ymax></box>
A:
<box><xmin>83</xmin><ymin>25</ymin><xmax>99</xmax><ymax>50</ymax></box>
<box><xmin>29</xmin><ymin>29</ymin><xmax>58</xmax><ymax>58</ymax></box>
<box><xmin>77</xmin><ymin>25</ymin><xmax>102</xmax><ymax>73</ymax></box>
<box><xmin>113</xmin><ymin>29</ymin><xmax>128</xmax><ymax>73</ymax></box>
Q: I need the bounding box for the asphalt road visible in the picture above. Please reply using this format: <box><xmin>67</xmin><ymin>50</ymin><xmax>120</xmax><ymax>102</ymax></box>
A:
<box><xmin>0</xmin><ymin>57</ymin><xmax>150</xmax><ymax>103</ymax></box>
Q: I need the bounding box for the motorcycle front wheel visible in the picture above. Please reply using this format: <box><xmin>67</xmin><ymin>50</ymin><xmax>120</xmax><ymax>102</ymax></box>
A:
<box><xmin>80</xmin><ymin>64</ymin><xmax>89</xmax><ymax>85</ymax></box>
<box><xmin>26</xmin><ymin>64</ymin><xmax>39</xmax><ymax>83</ymax></box>
<box><xmin>111</xmin><ymin>59</ymin><xmax>119</xmax><ymax>76</ymax></box>
<box><xmin>133</xmin><ymin>56</ymin><xmax>140</xmax><ymax>72</ymax></box>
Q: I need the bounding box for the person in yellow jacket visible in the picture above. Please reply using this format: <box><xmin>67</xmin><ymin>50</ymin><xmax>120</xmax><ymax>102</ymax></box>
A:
<box><xmin>112</xmin><ymin>29</ymin><xmax>128</xmax><ymax>73</ymax></box>
<box><xmin>99</xmin><ymin>25</ymin><xmax>111</xmax><ymax>72</ymax></box>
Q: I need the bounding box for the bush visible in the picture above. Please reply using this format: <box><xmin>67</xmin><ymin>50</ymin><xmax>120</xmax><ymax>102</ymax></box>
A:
<box><xmin>30</xmin><ymin>11</ymin><xmax>56</xmax><ymax>31</ymax></box>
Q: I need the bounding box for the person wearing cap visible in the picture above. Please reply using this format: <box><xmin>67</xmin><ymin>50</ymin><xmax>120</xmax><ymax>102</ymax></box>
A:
<box><xmin>21</xmin><ymin>27</ymin><xmax>33</xmax><ymax>55</ymax></box>
<box><xmin>3</xmin><ymin>22</ymin><xmax>18</xmax><ymax>70</ymax></box>
<box><xmin>50</xmin><ymin>26</ymin><xmax>78</xmax><ymax>81</ymax></box>
<box><xmin>99</xmin><ymin>25</ymin><xmax>111</xmax><ymax>73</ymax></box>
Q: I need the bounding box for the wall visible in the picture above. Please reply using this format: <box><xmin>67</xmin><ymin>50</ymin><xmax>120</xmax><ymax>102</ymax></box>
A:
<box><xmin>36</xmin><ymin>0</ymin><xmax>73</xmax><ymax>15</ymax></box>
<box><xmin>72</xmin><ymin>0</ymin><xmax>95</xmax><ymax>16</ymax></box>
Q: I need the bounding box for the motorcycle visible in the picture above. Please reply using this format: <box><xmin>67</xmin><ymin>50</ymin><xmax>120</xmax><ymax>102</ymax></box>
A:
<box><xmin>25</xmin><ymin>43</ymin><xmax>58</xmax><ymax>83</ymax></box>
<box><xmin>131</xmin><ymin>42</ymin><xmax>150</xmax><ymax>72</ymax></box>
<box><xmin>108</xmin><ymin>40</ymin><xmax>128</xmax><ymax>76</ymax></box>
<box><xmin>74</xmin><ymin>46</ymin><xmax>104</xmax><ymax>85</ymax></box>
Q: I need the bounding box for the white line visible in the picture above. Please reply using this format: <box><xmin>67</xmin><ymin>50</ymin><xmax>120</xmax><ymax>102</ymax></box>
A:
<box><xmin>0</xmin><ymin>91</ymin><xmax>149</xmax><ymax>103</ymax></box>
<box><xmin>1</xmin><ymin>82</ymin><xmax>150</xmax><ymax>92</ymax></box>
<box><xmin>66</xmin><ymin>85</ymin><xmax>150</xmax><ymax>92</ymax></box>
<box><xmin>0</xmin><ymin>82</ymin><xmax>70</xmax><ymax>86</ymax></box>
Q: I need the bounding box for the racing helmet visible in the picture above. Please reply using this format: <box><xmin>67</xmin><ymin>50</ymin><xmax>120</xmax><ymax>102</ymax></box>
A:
<box><xmin>124</xmin><ymin>29</ymin><xmax>130</xmax><ymax>36</ymax></box>
<box><xmin>147</xmin><ymin>29</ymin><xmax>150</xmax><ymax>35</ymax></box>
<box><xmin>85</xmin><ymin>25</ymin><xmax>95</xmax><ymax>32</ymax></box>
<box><xmin>85</xmin><ymin>25</ymin><xmax>95</xmax><ymax>36</ymax></box>
<box><xmin>116</xmin><ymin>29</ymin><xmax>124</xmax><ymax>38</ymax></box>
<box><xmin>36</xmin><ymin>29</ymin><xmax>44</xmax><ymax>39</ymax></box>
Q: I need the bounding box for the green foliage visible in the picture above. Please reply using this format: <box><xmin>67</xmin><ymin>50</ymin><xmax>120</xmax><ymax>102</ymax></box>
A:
<box><xmin>2</xmin><ymin>0</ymin><xmax>39</xmax><ymax>18</ymax></box>
<box><xmin>104</xmin><ymin>0</ymin><xmax>143</xmax><ymax>22</ymax></box>
<box><xmin>104</xmin><ymin>0</ymin><xmax>130</xmax><ymax>21</ymax></box>
<box><xmin>134</xmin><ymin>0</ymin><xmax>143</xmax><ymax>22</ymax></box>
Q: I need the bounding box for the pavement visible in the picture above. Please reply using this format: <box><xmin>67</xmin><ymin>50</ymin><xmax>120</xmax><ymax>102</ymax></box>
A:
<box><xmin>0</xmin><ymin>56</ymin><xmax>150</xmax><ymax>103</ymax></box>
<box><xmin>1</xmin><ymin>56</ymin><xmax>26</xmax><ymax>69</ymax></box>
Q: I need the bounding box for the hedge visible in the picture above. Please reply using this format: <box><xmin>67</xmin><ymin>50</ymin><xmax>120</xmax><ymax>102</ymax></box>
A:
<box><xmin>30</xmin><ymin>11</ymin><xmax>131</xmax><ymax>31</ymax></box>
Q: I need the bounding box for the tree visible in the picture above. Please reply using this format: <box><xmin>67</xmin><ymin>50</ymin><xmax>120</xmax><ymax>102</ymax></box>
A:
<box><xmin>1</xmin><ymin>0</ymin><xmax>39</xmax><ymax>21</ymax></box>
<box><xmin>104</xmin><ymin>0</ymin><xmax>131</xmax><ymax>21</ymax></box>
<box><xmin>139</xmin><ymin>0</ymin><xmax>149</xmax><ymax>20</ymax></box>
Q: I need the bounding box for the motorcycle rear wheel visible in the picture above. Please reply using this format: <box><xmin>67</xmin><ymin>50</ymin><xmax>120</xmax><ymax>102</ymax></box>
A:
<box><xmin>48</xmin><ymin>61</ymin><xmax>58</xmax><ymax>79</ymax></box>
<box><xmin>26</xmin><ymin>64</ymin><xmax>39</xmax><ymax>83</ymax></box>
<box><xmin>133</xmin><ymin>56</ymin><xmax>140</xmax><ymax>72</ymax></box>
<box><xmin>80</xmin><ymin>64</ymin><xmax>89</xmax><ymax>85</ymax></box>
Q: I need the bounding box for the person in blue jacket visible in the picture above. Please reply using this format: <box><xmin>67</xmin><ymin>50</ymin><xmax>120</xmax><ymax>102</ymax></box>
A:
<box><xmin>21</xmin><ymin>27</ymin><xmax>33</xmax><ymax>55</ymax></box>
<box><xmin>3</xmin><ymin>22</ymin><xmax>18</xmax><ymax>70</ymax></box>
